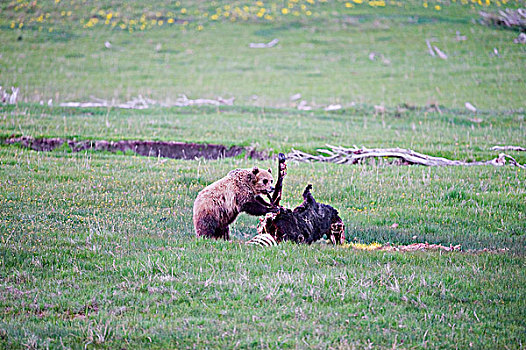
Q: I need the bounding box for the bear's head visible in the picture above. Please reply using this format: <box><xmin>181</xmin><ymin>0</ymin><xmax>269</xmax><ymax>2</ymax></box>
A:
<box><xmin>250</xmin><ymin>167</ymin><xmax>274</xmax><ymax>196</ymax></box>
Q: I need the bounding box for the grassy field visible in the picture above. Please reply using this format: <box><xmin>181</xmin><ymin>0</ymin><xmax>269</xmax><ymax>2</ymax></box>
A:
<box><xmin>1</xmin><ymin>0</ymin><xmax>526</xmax><ymax>349</ymax></box>
<box><xmin>1</xmin><ymin>0</ymin><xmax>525</xmax><ymax>110</ymax></box>
<box><xmin>2</xmin><ymin>103</ymin><xmax>526</xmax><ymax>160</ymax></box>
<box><xmin>0</xmin><ymin>148</ymin><xmax>525</xmax><ymax>348</ymax></box>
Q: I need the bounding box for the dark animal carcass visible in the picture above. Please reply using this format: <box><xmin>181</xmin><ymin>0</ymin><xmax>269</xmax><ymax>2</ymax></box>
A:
<box><xmin>257</xmin><ymin>179</ymin><xmax>345</xmax><ymax>245</ymax></box>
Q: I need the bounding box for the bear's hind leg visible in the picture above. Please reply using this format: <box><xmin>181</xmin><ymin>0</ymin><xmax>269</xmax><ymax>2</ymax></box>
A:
<box><xmin>215</xmin><ymin>226</ymin><xmax>230</xmax><ymax>240</ymax></box>
<box><xmin>195</xmin><ymin>216</ymin><xmax>220</xmax><ymax>239</ymax></box>
<box><xmin>293</xmin><ymin>184</ymin><xmax>316</xmax><ymax>214</ymax></box>
<box><xmin>302</xmin><ymin>184</ymin><xmax>315</xmax><ymax>204</ymax></box>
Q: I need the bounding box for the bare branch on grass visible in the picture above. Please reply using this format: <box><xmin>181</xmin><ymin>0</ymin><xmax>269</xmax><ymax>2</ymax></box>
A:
<box><xmin>425</xmin><ymin>39</ymin><xmax>436</xmax><ymax>57</ymax></box>
<box><xmin>480</xmin><ymin>8</ymin><xmax>526</xmax><ymax>31</ymax></box>
<box><xmin>59</xmin><ymin>95</ymin><xmax>234</xmax><ymax>109</ymax></box>
<box><xmin>297</xmin><ymin>100</ymin><xmax>312</xmax><ymax>111</ymax></box>
<box><xmin>249</xmin><ymin>38</ymin><xmax>279</xmax><ymax>48</ymax></box>
<box><xmin>491</xmin><ymin>145</ymin><xmax>526</xmax><ymax>152</ymax></box>
<box><xmin>0</xmin><ymin>86</ymin><xmax>19</xmax><ymax>105</ymax></box>
<box><xmin>287</xmin><ymin>145</ymin><xmax>525</xmax><ymax>168</ymax></box>
<box><xmin>465</xmin><ymin>102</ymin><xmax>477</xmax><ymax>113</ymax></box>
<box><xmin>433</xmin><ymin>45</ymin><xmax>448</xmax><ymax>59</ymax></box>
<box><xmin>425</xmin><ymin>39</ymin><xmax>448</xmax><ymax>59</ymax></box>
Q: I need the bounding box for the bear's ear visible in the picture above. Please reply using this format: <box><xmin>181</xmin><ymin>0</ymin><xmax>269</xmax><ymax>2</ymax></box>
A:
<box><xmin>252</xmin><ymin>167</ymin><xmax>259</xmax><ymax>175</ymax></box>
<box><xmin>267</xmin><ymin>168</ymin><xmax>272</xmax><ymax>173</ymax></box>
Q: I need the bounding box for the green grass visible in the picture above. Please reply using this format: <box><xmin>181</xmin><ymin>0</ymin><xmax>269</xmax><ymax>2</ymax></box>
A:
<box><xmin>1</xmin><ymin>147</ymin><xmax>524</xmax><ymax>251</ymax></box>
<box><xmin>1</xmin><ymin>1</ymin><xmax>525</xmax><ymax>110</ymax></box>
<box><xmin>1</xmin><ymin>238</ymin><xmax>524</xmax><ymax>349</ymax></box>
<box><xmin>1</xmin><ymin>148</ymin><xmax>525</xmax><ymax>348</ymax></box>
<box><xmin>2</xmin><ymin>104</ymin><xmax>525</xmax><ymax>163</ymax></box>
<box><xmin>1</xmin><ymin>1</ymin><xmax>525</xmax><ymax>348</ymax></box>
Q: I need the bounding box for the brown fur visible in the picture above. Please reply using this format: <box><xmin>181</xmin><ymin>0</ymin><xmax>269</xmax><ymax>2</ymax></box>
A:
<box><xmin>193</xmin><ymin>167</ymin><xmax>277</xmax><ymax>240</ymax></box>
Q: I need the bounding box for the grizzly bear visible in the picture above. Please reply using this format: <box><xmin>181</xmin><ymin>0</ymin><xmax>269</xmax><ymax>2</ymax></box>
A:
<box><xmin>193</xmin><ymin>167</ymin><xmax>278</xmax><ymax>240</ymax></box>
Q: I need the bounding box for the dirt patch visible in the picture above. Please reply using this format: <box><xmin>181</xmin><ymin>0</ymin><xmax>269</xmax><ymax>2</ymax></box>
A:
<box><xmin>2</xmin><ymin>136</ymin><xmax>268</xmax><ymax>160</ymax></box>
<box><xmin>341</xmin><ymin>242</ymin><xmax>510</xmax><ymax>254</ymax></box>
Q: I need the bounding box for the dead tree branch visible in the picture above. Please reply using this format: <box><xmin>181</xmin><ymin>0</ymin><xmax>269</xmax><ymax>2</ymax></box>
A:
<box><xmin>480</xmin><ymin>8</ymin><xmax>526</xmax><ymax>31</ymax></box>
<box><xmin>287</xmin><ymin>145</ymin><xmax>525</xmax><ymax>168</ymax></box>
<box><xmin>249</xmin><ymin>38</ymin><xmax>279</xmax><ymax>48</ymax></box>
<box><xmin>59</xmin><ymin>95</ymin><xmax>234</xmax><ymax>109</ymax></box>
<box><xmin>0</xmin><ymin>86</ymin><xmax>19</xmax><ymax>105</ymax></box>
<box><xmin>491</xmin><ymin>145</ymin><xmax>526</xmax><ymax>152</ymax></box>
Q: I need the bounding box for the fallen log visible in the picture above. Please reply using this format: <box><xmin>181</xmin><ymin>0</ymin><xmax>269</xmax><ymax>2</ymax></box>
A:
<box><xmin>491</xmin><ymin>145</ymin><xmax>526</xmax><ymax>152</ymax></box>
<box><xmin>479</xmin><ymin>8</ymin><xmax>526</xmax><ymax>31</ymax></box>
<box><xmin>287</xmin><ymin>145</ymin><xmax>525</xmax><ymax>168</ymax></box>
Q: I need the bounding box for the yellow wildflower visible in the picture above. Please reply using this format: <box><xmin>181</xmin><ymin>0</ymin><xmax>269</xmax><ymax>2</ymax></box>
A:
<box><xmin>347</xmin><ymin>242</ymin><xmax>382</xmax><ymax>250</ymax></box>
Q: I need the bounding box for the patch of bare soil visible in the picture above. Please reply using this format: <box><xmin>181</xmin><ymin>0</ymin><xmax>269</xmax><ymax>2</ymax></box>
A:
<box><xmin>2</xmin><ymin>136</ymin><xmax>268</xmax><ymax>160</ymax></box>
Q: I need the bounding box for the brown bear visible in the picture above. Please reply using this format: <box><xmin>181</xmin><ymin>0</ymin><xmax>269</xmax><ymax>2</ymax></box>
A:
<box><xmin>193</xmin><ymin>167</ymin><xmax>278</xmax><ymax>240</ymax></box>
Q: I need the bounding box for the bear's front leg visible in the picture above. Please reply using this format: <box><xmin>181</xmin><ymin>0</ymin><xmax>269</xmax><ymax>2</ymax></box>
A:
<box><xmin>242</xmin><ymin>196</ymin><xmax>279</xmax><ymax>216</ymax></box>
<box><xmin>271</xmin><ymin>153</ymin><xmax>287</xmax><ymax>206</ymax></box>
